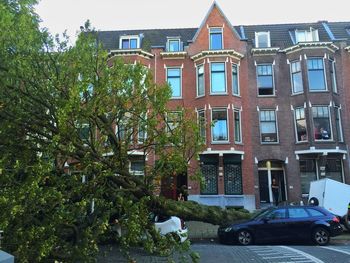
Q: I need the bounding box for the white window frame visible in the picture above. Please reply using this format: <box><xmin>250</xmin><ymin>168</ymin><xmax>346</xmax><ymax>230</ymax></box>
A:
<box><xmin>234</xmin><ymin>108</ymin><xmax>242</xmax><ymax>143</ymax></box>
<box><xmin>166</xmin><ymin>66</ymin><xmax>182</xmax><ymax>99</ymax></box>
<box><xmin>166</xmin><ymin>111</ymin><xmax>182</xmax><ymax>134</ymax></box>
<box><xmin>307</xmin><ymin>57</ymin><xmax>327</xmax><ymax>92</ymax></box>
<box><xmin>209</xmin><ymin>27</ymin><xmax>224</xmax><ymax>50</ymax></box>
<box><xmin>335</xmin><ymin>106</ymin><xmax>343</xmax><ymax>142</ymax></box>
<box><xmin>119</xmin><ymin>35</ymin><xmax>140</xmax><ymax>49</ymax></box>
<box><xmin>197</xmin><ymin>109</ymin><xmax>206</xmax><ymax>142</ymax></box>
<box><xmin>129</xmin><ymin>160</ymin><xmax>145</xmax><ymax>176</ymax></box>
<box><xmin>196</xmin><ymin>63</ymin><xmax>205</xmax><ymax>97</ymax></box>
<box><xmin>293</xmin><ymin>107</ymin><xmax>308</xmax><ymax>143</ymax></box>
<box><xmin>211</xmin><ymin>107</ymin><xmax>229</xmax><ymax>144</ymax></box>
<box><xmin>232</xmin><ymin>63</ymin><xmax>240</xmax><ymax>96</ymax></box>
<box><xmin>329</xmin><ymin>59</ymin><xmax>338</xmax><ymax>93</ymax></box>
<box><xmin>290</xmin><ymin>60</ymin><xmax>303</xmax><ymax>95</ymax></box>
<box><xmin>259</xmin><ymin>109</ymin><xmax>279</xmax><ymax>144</ymax></box>
<box><xmin>256</xmin><ymin>63</ymin><xmax>275</xmax><ymax>96</ymax></box>
<box><xmin>255</xmin><ymin>31</ymin><xmax>271</xmax><ymax>48</ymax></box>
<box><xmin>137</xmin><ymin>113</ymin><xmax>147</xmax><ymax>144</ymax></box>
<box><xmin>210</xmin><ymin>61</ymin><xmax>227</xmax><ymax>95</ymax></box>
<box><xmin>167</xmin><ymin>38</ymin><xmax>181</xmax><ymax>52</ymax></box>
<box><xmin>295</xmin><ymin>28</ymin><xmax>319</xmax><ymax>43</ymax></box>
<box><xmin>312</xmin><ymin>105</ymin><xmax>333</xmax><ymax>142</ymax></box>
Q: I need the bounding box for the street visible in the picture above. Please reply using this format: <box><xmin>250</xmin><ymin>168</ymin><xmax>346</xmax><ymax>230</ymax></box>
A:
<box><xmin>98</xmin><ymin>240</ymin><xmax>350</xmax><ymax>262</ymax></box>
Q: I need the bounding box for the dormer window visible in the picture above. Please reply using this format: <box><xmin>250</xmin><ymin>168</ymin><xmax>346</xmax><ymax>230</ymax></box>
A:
<box><xmin>295</xmin><ymin>28</ymin><xmax>319</xmax><ymax>43</ymax></box>
<box><xmin>119</xmin><ymin>35</ymin><xmax>140</xmax><ymax>49</ymax></box>
<box><xmin>255</xmin><ymin>32</ymin><xmax>270</xmax><ymax>48</ymax></box>
<box><xmin>167</xmin><ymin>38</ymin><xmax>181</xmax><ymax>52</ymax></box>
<box><xmin>209</xmin><ymin>28</ymin><xmax>223</xmax><ymax>50</ymax></box>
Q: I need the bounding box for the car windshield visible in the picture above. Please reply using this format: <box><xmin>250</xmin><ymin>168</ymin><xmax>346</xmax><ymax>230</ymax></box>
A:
<box><xmin>251</xmin><ymin>208</ymin><xmax>274</xmax><ymax>220</ymax></box>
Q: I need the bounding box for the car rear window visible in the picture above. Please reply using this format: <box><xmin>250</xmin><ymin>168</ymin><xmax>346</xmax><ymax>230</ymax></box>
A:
<box><xmin>288</xmin><ymin>208</ymin><xmax>309</xmax><ymax>218</ymax></box>
<box><xmin>306</xmin><ymin>208</ymin><xmax>325</xmax><ymax>217</ymax></box>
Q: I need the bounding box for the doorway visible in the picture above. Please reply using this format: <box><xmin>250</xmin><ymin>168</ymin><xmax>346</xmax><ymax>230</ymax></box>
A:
<box><xmin>258</xmin><ymin>161</ymin><xmax>287</xmax><ymax>204</ymax></box>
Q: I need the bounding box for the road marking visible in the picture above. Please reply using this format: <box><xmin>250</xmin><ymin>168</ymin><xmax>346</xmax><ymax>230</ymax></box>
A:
<box><xmin>279</xmin><ymin>246</ymin><xmax>325</xmax><ymax>263</ymax></box>
<box><xmin>321</xmin><ymin>246</ymin><xmax>350</xmax><ymax>256</ymax></box>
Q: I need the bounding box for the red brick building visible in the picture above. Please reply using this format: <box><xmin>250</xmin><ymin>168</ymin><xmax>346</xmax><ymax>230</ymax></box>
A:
<box><xmin>97</xmin><ymin>3</ymin><xmax>350</xmax><ymax>211</ymax></box>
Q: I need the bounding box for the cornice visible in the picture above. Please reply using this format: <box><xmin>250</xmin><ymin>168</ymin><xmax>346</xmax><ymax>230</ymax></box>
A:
<box><xmin>251</xmin><ymin>47</ymin><xmax>280</xmax><ymax>56</ymax></box>
<box><xmin>282</xmin><ymin>42</ymin><xmax>339</xmax><ymax>54</ymax></box>
<box><xmin>160</xmin><ymin>51</ymin><xmax>187</xmax><ymax>59</ymax></box>
<box><xmin>108</xmin><ymin>49</ymin><xmax>154</xmax><ymax>60</ymax></box>
<box><xmin>190</xmin><ymin>49</ymin><xmax>244</xmax><ymax>62</ymax></box>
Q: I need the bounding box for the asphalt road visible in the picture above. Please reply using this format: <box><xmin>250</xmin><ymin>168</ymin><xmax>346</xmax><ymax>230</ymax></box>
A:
<box><xmin>98</xmin><ymin>240</ymin><xmax>350</xmax><ymax>263</ymax></box>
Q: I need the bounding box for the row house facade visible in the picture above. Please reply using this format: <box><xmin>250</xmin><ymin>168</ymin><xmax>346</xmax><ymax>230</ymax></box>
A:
<box><xmin>96</xmin><ymin>3</ymin><xmax>350</xmax><ymax>211</ymax></box>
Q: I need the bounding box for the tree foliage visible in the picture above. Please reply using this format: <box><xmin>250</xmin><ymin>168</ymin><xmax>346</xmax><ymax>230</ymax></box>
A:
<box><xmin>0</xmin><ymin>1</ymin><xmax>250</xmax><ymax>262</ymax></box>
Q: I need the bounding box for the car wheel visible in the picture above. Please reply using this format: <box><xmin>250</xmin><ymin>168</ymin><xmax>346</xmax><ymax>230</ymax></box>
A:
<box><xmin>312</xmin><ymin>227</ymin><xmax>330</xmax><ymax>246</ymax></box>
<box><xmin>236</xmin><ymin>230</ymin><xmax>253</xmax><ymax>245</ymax></box>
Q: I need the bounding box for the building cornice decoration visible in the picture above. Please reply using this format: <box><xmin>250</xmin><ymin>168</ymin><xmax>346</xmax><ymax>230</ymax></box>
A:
<box><xmin>295</xmin><ymin>148</ymin><xmax>347</xmax><ymax>156</ymax></box>
<box><xmin>190</xmin><ymin>49</ymin><xmax>244</xmax><ymax>62</ymax></box>
<box><xmin>251</xmin><ymin>47</ymin><xmax>280</xmax><ymax>56</ymax></box>
<box><xmin>108</xmin><ymin>49</ymin><xmax>154</xmax><ymax>59</ymax></box>
<box><xmin>282</xmin><ymin>42</ymin><xmax>339</xmax><ymax>54</ymax></box>
<box><xmin>160</xmin><ymin>51</ymin><xmax>187</xmax><ymax>59</ymax></box>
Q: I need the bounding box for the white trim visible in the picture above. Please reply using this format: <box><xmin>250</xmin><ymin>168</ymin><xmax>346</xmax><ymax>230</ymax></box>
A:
<box><xmin>197</xmin><ymin>108</ymin><xmax>207</xmax><ymax>142</ymax></box>
<box><xmin>233</xmin><ymin>108</ymin><xmax>242</xmax><ymax>144</ymax></box>
<box><xmin>290</xmin><ymin>60</ymin><xmax>304</xmax><ymax>95</ymax></box>
<box><xmin>196</xmin><ymin>63</ymin><xmax>205</xmax><ymax>97</ymax></box>
<box><xmin>295</xmin><ymin>148</ymin><xmax>347</xmax><ymax>155</ymax></box>
<box><xmin>211</xmin><ymin>107</ymin><xmax>230</xmax><ymax>143</ymax></box>
<box><xmin>254</xmin><ymin>31</ymin><xmax>271</xmax><ymax>48</ymax></box>
<box><xmin>201</xmin><ymin>149</ymin><xmax>244</xmax><ymax>155</ymax></box>
<box><xmin>259</xmin><ymin>109</ymin><xmax>279</xmax><ymax>144</ymax></box>
<box><xmin>209</xmin><ymin>27</ymin><xmax>224</xmax><ymax>50</ymax></box>
<box><xmin>166</xmin><ymin>37</ymin><xmax>181</xmax><ymax>52</ymax></box>
<box><xmin>335</xmin><ymin>106</ymin><xmax>344</xmax><ymax>142</ymax></box>
<box><xmin>293</xmin><ymin>107</ymin><xmax>308</xmax><ymax>143</ymax></box>
<box><xmin>256</xmin><ymin>63</ymin><xmax>275</xmax><ymax>97</ymax></box>
<box><xmin>311</xmin><ymin>105</ymin><xmax>333</xmax><ymax>142</ymax></box>
<box><xmin>232</xmin><ymin>63</ymin><xmax>240</xmax><ymax>96</ymax></box>
<box><xmin>119</xmin><ymin>35</ymin><xmax>140</xmax><ymax>49</ymax></box>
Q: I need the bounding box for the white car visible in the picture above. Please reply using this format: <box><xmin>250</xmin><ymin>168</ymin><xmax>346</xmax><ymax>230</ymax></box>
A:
<box><xmin>154</xmin><ymin>216</ymin><xmax>188</xmax><ymax>243</ymax></box>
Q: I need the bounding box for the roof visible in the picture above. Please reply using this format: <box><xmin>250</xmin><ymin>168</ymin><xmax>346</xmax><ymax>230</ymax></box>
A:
<box><xmin>96</xmin><ymin>22</ymin><xmax>350</xmax><ymax>51</ymax></box>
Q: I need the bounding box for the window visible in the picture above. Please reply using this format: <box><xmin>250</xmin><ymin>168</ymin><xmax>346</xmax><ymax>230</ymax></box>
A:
<box><xmin>290</xmin><ymin>61</ymin><xmax>303</xmax><ymax>94</ymax></box>
<box><xmin>234</xmin><ymin>109</ymin><xmax>241</xmax><ymax>143</ymax></box>
<box><xmin>198</xmin><ymin>110</ymin><xmax>206</xmax><ymax>141</ymax></box>
<box><xmin>325</xmin><ymin>159</ymin><xmax>342</xmax><ymax>182</ymax></box>
<box><xmin>167</xmin><ymin>68</ymin><xmax>181</xmax><ymax>98</ymax></box>
<box><xmin>288</xmin><ymin>208</ymin><xmax>309</xmax><ymax>219</ymax></box>
<box><xmin>329</xmin><ymin>59</ymin><xmax>337</xmax><ymax>93</ymax></box>
<box><xmin>335</xmin><ymin>106</ymin><xmax>343</xmax><ymax>142</ymax></box>
<box><xmin>307</xmin><ymin>58</ymin><xmax>326</xmax><ymax>91</ymax></box>
<box><xmin>197</xmin><ymin>64</ymin><xmax>205</xmax><ymax>97</ymax></box>
<box><xmin>312</xmin><ymin>106</ymin><xmax>331</xmax><ymax>140</ymax></box>
<box><xmin>295</xmin><ymin>29</ymin><xmax>319</xmax><ymax>43</ymax></box>
<box><xmin>267</xmin><ymin>209</ymin><xmax>287</xmax><ymax>220</ymax></box>
<box><xmin>130</xmin><ymin>159</ymin><xmax>145</xmax><ymax>176</ymax></box>
<box><xmin>307</xmin><ymin>208</ymin><xmax>325</xmax><ymax>217</ymax></box>
<box><xmin>232</xmin><ymin>64</ymin><xmax>239</xmax><ymax>96</ymax></box>
<box><xmin>260</xmin><ymin>110</ymin><xmax>278</xmax><ymax>143</ymax></box>
<box><xmin>209</xmin><ymin>28</ymin><xmax>223</xmax><ymax>50</ymax></box>
<box><xmin>212</xmin><ymin>109</ymin><xmax>228</xmax><ymax>142</ymax></box>
<box><xmin>257</xmin><ymin>64</ymin><xmax>274</xmax><ymax>96</ymax></box>
<box><xmin>210</xmin><ymin>62</ymin><xmax>226</xmax><ymax>94</ymax></box>
<box><xmin>255</xmin><ymin>32</ymin><xmax>270</xmax><ymax>48</ymax></box>
<box><xmin>299</xmin><ymin>159</ymin><xmax>317</xmax><ymax>194</ymax></box>
<box><xmin>167</xmin><ymin>38</ymin><xmax>181</xmax><ymax>52</ymax></box>
<box><xmin>78</xmin><ymin>123</ymin><xmax>90</xmax><ymax>144</ymax></box>
<box><xmin>294</xmin><ymin>107</ymin><xmax>308</xmax><ymax>142</ymax></box>
<box><xmin>166</xmin><ymin>112</ymin><xmax>181</xmax><ymax>133</ymax></box>
<box><xmin>138</xmin><ymin>114</ymin><xmax>147</xmax><ymax>144</ymax></box>
<box><xmin>120</xmin><ymin>36</ymin><xmax>139</xmax><ymax>49</ymax></box>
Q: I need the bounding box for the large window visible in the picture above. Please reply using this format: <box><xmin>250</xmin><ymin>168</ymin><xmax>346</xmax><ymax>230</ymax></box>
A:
<box><xmin>325</xmin><ymin>159</ymin><xmax>343</xmax><ymax>182</ymax></box>
<box><xmin>294</xmin><ymin>107</ymin><xmax>307</xmax><ymax>142</ymax></box>
<box><xmin>167</xmin><ymin>68</ymin><xmax>181</xmax><ymax>98</ymax></box>
<box><xmin>295</xmin><ymin>29</ymin><xmax>319</xmax><ymax>43</ymax></box>
<box><xmin>232</xmin><ymin>64</ymin><xmax>239</xmax><ymax>96</ymax></box>
<box><xmin>120</xmin><ymin>36</ymin><xmax>139</xmax><ymax>49</ymax></box>
<box><xmin>255</xmin><ymin>32</ymin><xmax>270</xmax><ymax>48</ymax></box>
<box><xmin>167</xmin><ymin>38</ymin><xmax>181</xmax><ymax>52</ymax></box>
<box><xmin>212</xmin><ymin>109</ymin><xmax>228</xmax><ymax>142</ymax></box>
<box><xmin>166</xmin><ymin>111</ymin><xmax>181</xmax><ymax>133</ymax></box>
<box><xmin>198</xmin><ymin>110</ymin><xmax>206</xmax><ymax>141</ymax></box>
<box><xmin>210</xmin><ymin>62</ymin><xmax>226</xmax><ymax>94</ymax></box>
<box><xmin>260</xmin><ymin>110</ymin><xmax>278</xmax><ymax>143</ymax></box>
<box><xmin>234</xmin><ymin>109</ymin><xmax>241</xmax><ymax>143</ymax></box>
<box><xmin>300</xmin><ymin>159</ymin><xmax>317</xmax><ymax>194</ymax></box>
<box><xmin>335</xmin><ymin>106</ymin><xmax>343</xmax><ymax>142</ymax></box>
<box><xmin>329</xmin><ymin>59</ymin><xmax>337</xmax><ymax>93</ymax></box>
<box><xmin>312</xmin><ymin>106</ymin><xmax>331</xmax><ymax>140</ymax></box>
<box><xmin>257</xmin><ymin>64</ymin><xmax>274</xmax><ymax>96</ymax></box>
<box><xmin>291</xmin><ymin>61</ymin><xmax>303</xmax><ymax>94</ymax></box>
<box><xmin>197</xmin><ymin>64</ymin><xmax>205</xmax><ymax>96</ymax></box>
<box><xmin>209</xmin><ymin>28</ymin><xmax>223</xmax><ymax>50</ymax></box>
<box><xmin>307</xmin><ymin>58</ymin><xmax>326</xmax><ymax>91</ymax></box>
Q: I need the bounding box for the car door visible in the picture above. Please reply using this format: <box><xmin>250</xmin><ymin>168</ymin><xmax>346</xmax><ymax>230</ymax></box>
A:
<box><xmin>285</xmin><ymin>207</ymin><xmax>313</xmax><ymax>239</ymax></box>
<box><xmin>255</xmin><ymin>208</ymin><xmax>289</xmax><ymax>242</ymax></box>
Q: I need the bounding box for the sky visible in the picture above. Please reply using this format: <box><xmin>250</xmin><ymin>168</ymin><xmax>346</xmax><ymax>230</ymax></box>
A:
<box><xmin>35</xmin><ymin>0</ymin><xmax>349</xmax><ymax>42</ymax></box>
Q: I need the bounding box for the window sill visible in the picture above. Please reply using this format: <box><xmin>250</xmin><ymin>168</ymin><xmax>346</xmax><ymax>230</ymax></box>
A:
<box><xmin>314</xmin><ymin>139</ymin><xmax>334</xmax><ymax>143</ymax></box>
<box><xmin>233</xmin><ymin>94</ymin><xmax>241</xmax><ymax>98</ymax></box>
<box><xmin>257</xmin><ymin>95</ymin><xmax>276</xmax><ymax>98</ymax></box>
<box><xmin>210</xmin><ymin>93</ymin><xmax>228</xmax><ymax>96</ymax></box>
<box><xmin>261</xmin><ymin>142</ymin><xmax>279</xmax><ymax>145</ymax></box>
<box><xmin>295</xmin><ymin>141</ymin><xmax>309</xmax><ymax>144</ymax></box>
<box><xmin>234</xmin><ymin>142</ymin><xmax>243</xmax><ymax>145</ymax></box>
<box><xmin>211</xmin><ymin>141</ymin><xmax>230</xmax><ymax>145</ymax></box>
<box><xmin>196</xmin><ymin>95</ymin><xmax>205</xmax><ymax>99</ymax></box>
<box><xmin>170</xmin><ymin>97</ymin><xmax>183</xmax><ymax>100</ymax></box>
<box><xmin>308</xmin><ymin>90</ymin><xmax>328</xmax><ymax>93</ymax></box>
<box><xmin>291</xmin><ymin>92</ymin><xmax>304</xmax><ymax>96</ymax></box>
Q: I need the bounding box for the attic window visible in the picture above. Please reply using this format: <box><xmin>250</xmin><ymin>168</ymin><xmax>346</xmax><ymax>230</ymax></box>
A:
<box><xmin>295</xmin><ymin>28</ymin><xmax>319</xmax><ymax>43</ymax></box>
<box><xmin>255</xmin><ymin>32</ymin><xmax>271</xmax><ymax>48</ymax></box>
<box><xmin>167</xmin><ymin>38</ymin><xmax>182</xmax><ymax>52</ymax></box>
<box><xmin>119</xmin><ymin>35</ymin><xmax>140</xmax><ymax>49</ymax></box>
<box><xmin>209</xmin><ymin>28</ymin><xmax>223</xmax><ymax>50</ymax></box>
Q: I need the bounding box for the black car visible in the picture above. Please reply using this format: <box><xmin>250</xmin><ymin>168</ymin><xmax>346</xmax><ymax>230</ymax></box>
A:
<box><xmin>218</xmin><ymin>205</ymin><xmax>343</xmax><ymax>246</ymax></box>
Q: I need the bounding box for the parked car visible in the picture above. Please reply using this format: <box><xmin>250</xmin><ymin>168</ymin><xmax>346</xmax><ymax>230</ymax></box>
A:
<box><xmin>153</xmin><ymin>215</ymin><xmax>188</xmax><ymax>243</ymax></box>
<box><xmin>218</xmin><ymin>205</ymin><xmax>343</xmax><ymax>246</ymax></box>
